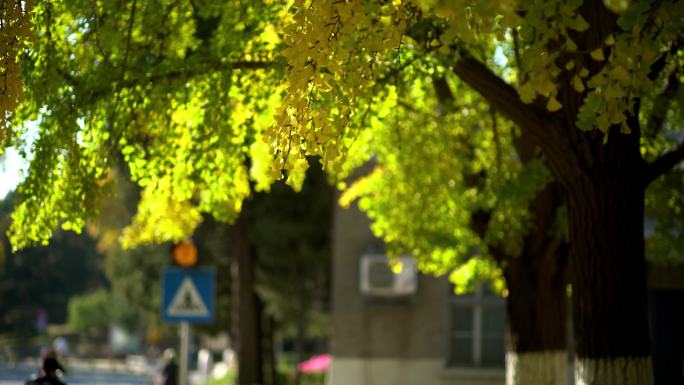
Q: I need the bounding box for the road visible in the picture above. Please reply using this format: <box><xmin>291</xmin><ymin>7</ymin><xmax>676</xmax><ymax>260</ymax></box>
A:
<box><xmin>0</xmin><ymin>362</ymin><xmax>150</xmax><ymax>385</ymax></box>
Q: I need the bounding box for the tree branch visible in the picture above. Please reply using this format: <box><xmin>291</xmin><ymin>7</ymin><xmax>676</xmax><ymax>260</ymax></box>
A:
<box><xmin>119</xmin><ymin>60</ymin><xmax>273</xmax><ymax>88</ymax></box>
<box><xmin>432</xmin><ymin>77</ymin><xmax>454</xmax><ymax>104</ymax></box>
<box><xmin>645</xmin><ymin>140</ymin><xmax>684</xmax><ymax>185</ymax></box>
<box><xmin>74</xmin><ymin>60</ymin><xmax>273</xmax><ymax>104</ymax></box>
<box><xmin>450</xmin><ymin>50</ymin><xmax>573</xmax><ymax>175</ymax></box>
<box><xmin>452</xmin><ymin>52</ymin><xmax>545</xmax><ymax>134</ymax></box>
<box><xmin>647</xmin><ymin>36</ymin><xmax>680</xmax><ymax>81</ymax></box>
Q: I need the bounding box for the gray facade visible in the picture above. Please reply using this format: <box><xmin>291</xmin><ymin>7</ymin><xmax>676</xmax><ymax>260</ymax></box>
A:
<box><xmin>329</xmin><ymin>198</ymin><xmax>504</xmax><ymax>385</ymax></box>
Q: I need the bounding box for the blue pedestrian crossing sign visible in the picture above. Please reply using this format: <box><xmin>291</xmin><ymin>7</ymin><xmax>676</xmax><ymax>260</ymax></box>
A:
<box><xmin>162</xmin><ymin>268</ymin><xmax>215</xmax><ymax>323</ymax></box>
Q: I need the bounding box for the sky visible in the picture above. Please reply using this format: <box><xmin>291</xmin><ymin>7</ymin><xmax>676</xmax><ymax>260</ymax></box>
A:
<box><xmin>0</xmin><ymin>121</ymin><xmax>37</xmax><ymax>200</ymax></box>
<box><xmin>0</xmin><ymin>147</ymin><xmax>25</xmax><ymax>199</ymax></box>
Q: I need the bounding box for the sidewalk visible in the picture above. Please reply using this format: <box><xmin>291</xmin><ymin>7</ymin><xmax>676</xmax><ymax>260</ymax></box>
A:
<box><xmin>21</xmin><ymin>356</ymin><xmax>150</xmax><ymax>375</ymax></box>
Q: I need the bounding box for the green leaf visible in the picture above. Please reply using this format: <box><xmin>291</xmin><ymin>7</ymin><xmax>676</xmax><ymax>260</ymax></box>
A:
<box><xmin>590</xmin><ymin>48</ymin><xmax>605</xmax><ymax>61</ymax></box>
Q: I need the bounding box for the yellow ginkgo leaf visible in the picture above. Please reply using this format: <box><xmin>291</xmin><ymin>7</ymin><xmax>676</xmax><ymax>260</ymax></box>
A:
<box><xmin>590</xmin><ymin>48</ymin><xmax>605</xmax><ymax>61</ymax></box>
<box><xmin>547</xmin><ymin>96</ymin><xmax>562</xmax><ymax>112</ymax></box>
<box><xmin>518</xmin><ymin>83</ymin><xmax>536</xmax><ymax>104</ymax></box>
<box><xmin>572</xmin><ymin>75</ymin><xmax>585</xmax><ymax>92</ymax></box>
<box><xmin>605</xmin><ymin>34</ymin><xmax>615</xmax><ymax>45</ymax></box>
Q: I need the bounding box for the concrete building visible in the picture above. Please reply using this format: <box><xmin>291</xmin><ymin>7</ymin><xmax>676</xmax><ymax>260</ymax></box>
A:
<box><xmin>328</xmin><ymin>199</ymin><xmax>506</xmax><ymax>385</ymax></box>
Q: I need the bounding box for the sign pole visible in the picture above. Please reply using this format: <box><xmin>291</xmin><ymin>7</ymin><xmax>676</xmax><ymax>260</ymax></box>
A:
<box><xmin>162</xmin><ymin>264</ymin><xmax>214</xmax><ymax>385</ymax></box>
<box><xmin>179</xmin><ymin>321</ymin><xmax>190</xmax><ymax>385</ymax></box>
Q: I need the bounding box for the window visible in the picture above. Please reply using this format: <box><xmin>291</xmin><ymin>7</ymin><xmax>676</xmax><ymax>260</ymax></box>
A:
<box><xmin>447</xmin><ymin>283</ymin><xmax>506</xmax><ymax>368</ymax></box>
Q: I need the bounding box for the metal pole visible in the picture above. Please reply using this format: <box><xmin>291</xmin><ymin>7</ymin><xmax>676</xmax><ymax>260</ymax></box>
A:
<box><xmin>179</xmin><ymin>321</ymin><xmax>190</xmax><ymax>385</ymax></box>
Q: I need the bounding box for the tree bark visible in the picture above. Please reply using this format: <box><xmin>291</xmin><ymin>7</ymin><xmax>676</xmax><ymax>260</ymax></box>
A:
<box><xmin>293</xmin><ymin>306</ymin><xmax>307</xmax><ymax>385</ymax></box>
<box><xmin>565</xmin><ymin>175</ymin><xmax>652</xmax><ymax>385</ymax></box>
<box><xmin>231</xmin><ymin>212</ymin><xmax>264</xmax><ymax>385</ymax></box>
<box><xmin>262</xmin><ymin>313</ymin><xmax>278</xmax><ymax>385</ymax></box>
<box><xmin>505</xmin><ymin>255</ymin><xmax>568</xmax><ymax>385</ymax></box>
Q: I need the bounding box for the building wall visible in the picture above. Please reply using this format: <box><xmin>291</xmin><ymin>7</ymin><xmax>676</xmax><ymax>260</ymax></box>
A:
<box><xmin>329</xmin><ymin>358</ymin><xmax>504</xmax><ymax>385</ymax></box>
<box><xmin>330</xmin><ymin>198</ymin><xmax>504</xmax><ymax>385</ymax></box>
<box><xmin>330</xmin><ymin>184</ymin><xmax>684</xmax><ymax>385</ymax></box>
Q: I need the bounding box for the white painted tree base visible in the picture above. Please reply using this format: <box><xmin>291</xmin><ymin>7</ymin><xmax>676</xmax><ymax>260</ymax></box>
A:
<box><xmin>575</xmin><ymin>356</ymin><xmax>653</xmax><ymax>385</ymax></box>
<box><xmin>506</xmin><ymin>351</ymin><xmax>568</xmax><ymax>385</ymax></box>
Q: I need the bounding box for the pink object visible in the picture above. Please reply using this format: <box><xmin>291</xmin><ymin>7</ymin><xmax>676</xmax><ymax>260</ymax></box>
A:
<box><xmin>297</xmin><ymin>354</ymin><xmax>331</xmax><ymax>373</ymax></box>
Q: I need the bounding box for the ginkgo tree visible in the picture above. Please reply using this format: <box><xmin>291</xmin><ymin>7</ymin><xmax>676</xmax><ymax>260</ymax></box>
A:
<box><xmin>269</xmin><ymin>1</ymin><xmax>684</xmax><ymax>384</ymax></box>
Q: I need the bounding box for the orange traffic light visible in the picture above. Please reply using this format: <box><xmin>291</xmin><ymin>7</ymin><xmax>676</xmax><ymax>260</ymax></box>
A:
<box><xmin>173</xmin><ymin>240</ymin><xmax>198</xmax><ymax>268</ymax></box>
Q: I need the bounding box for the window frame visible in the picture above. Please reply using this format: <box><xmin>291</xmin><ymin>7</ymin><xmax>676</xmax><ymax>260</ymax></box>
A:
<box><xmin>446</xmin><ymin>282</ymin><xmax>506</xmax><ymax>369</ymax></box>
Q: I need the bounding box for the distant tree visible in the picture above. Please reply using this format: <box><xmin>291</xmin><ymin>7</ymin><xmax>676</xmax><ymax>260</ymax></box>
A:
<box><xmin>89</xmin><ymin>163</ymin><xmax>332</xmax><ymax>385</ymax></box>
<box><xmin>203</xmin><ymin>161</ymin><xmax>332</xmax><ymax>385</ymax></box>
<box><xmin>251</xmin><ymin>162</ymin><xmax>333</xmax><ymax>372</ymax></box>
<box><xmin>68</xmin><ymin>289</ymin><xmax>111</xmax><ymax>336</ymax></box>
<box><xmin>89</xmin><ymin>169</ymin><xmax>233</xmax><ymax>340</ymax></box>
<box><xmin>0</xmin><ymin>193</ymin><xmax>106</xmax><ymax>343</ymax></box>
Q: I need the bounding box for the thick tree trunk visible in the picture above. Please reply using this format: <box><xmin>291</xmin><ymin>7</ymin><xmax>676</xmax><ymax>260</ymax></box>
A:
<box><xmin>499</xmin><ymin>181</ymin><xmax>569</xmax><ymax>385</ymax></box>
<box><xmin>448</xmin><ymin>5</ymin><xmax>655</xmax><ymax>378</ymax></box>
<box><xmin>560</xmin><ymin>8</ymin><xmax>652</xmax><ymax>382</ymax></box>
<box><xmin>505</xmin><ymin>256</ymin><xmax>568</xmax><ymax>385</ymax></box>
<box><xmin>506</xmin><ymin>351</ymin><xmax>568</xmax><ymax>385</ymax></box>
<box><xmin>566</xmin><ymin>177</ymin><xmax>652</xmax><ymax>385</ymax></box>
<box><xmin>293</xmin><ymin>308</ymin><xmax>307</xmax><ymax>385</ymax></box>
<box><xmin>231</xmin><ymin>212</ymin><xmax>264</xmax><ymax>385</ymax></box>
